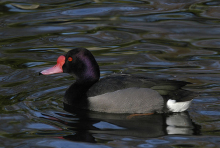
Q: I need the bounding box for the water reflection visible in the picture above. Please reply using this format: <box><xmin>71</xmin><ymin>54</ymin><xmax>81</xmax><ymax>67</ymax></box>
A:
<box><xmin>43</xmin><ymin>104</ymin><xmax>201</xmax><ymax>143</ymax></box>
<box><xmin>5</xmin><ymin>101</ymin><xmax>199</xmax><ymax>143</ymax></box>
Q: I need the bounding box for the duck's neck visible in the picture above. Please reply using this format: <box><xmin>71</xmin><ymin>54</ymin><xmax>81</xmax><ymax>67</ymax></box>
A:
<box><xmin>64</xmin><ymin>78</ymin><xmax>99</xmax><ymax>108</ymax></box>
<box><xmin>63</xmin><ymin>51</ymin><xmax>100</xmax><ymax>107</ymax></box>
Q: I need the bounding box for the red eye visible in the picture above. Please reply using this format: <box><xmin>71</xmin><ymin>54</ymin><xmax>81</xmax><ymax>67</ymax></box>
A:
<box><xmin>68</xmin><ymin>57</ymin><xmax>72</xmax><ymax>61</ymax></box>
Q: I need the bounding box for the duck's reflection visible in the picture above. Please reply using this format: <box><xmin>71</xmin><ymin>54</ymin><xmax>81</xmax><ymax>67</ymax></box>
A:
<box><xmin>59</xmin><ymin>103</ymin><xmax>201</xmax><ymax>143</ymax></box>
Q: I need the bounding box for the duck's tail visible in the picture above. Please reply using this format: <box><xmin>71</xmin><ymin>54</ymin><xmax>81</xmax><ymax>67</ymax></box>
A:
<box><xmin>166</xmin><ymin>90</ymin><xmax>199</xmax><ymax>112</ymax></box>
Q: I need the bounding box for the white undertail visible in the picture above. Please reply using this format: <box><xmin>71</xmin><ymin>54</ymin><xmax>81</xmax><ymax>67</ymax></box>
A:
<box><xmin>167</xmin><ymin>99</ymin><xmax>192</xmax><ymax>112</ymax></box>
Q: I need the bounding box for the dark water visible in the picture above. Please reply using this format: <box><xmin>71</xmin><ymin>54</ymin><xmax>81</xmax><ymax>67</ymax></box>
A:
<box><xmin>0</xmin><ymin>0</ymin><xmax>220</xmax><ymax>147</ymax></box>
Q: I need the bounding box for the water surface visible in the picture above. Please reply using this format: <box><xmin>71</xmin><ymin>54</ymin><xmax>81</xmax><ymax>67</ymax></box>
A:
<box><xmin>0</xmin><ymin>0</ymin><xmax>220</xmax><ymax>147</ymax></box>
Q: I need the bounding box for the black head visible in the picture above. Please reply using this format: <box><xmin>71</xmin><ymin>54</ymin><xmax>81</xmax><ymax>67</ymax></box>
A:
<box><xmin>40</xmin><ymin>48</ymin><xmax>100</xmax><ymax>83</ymax></box>
<box><xmin>63</xmin><ymin>48</ymin><xmax>100</xmax><ymax>82</ymax></box>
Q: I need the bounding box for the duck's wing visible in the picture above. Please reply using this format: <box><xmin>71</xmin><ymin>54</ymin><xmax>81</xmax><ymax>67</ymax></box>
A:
<box><xmin>87</xmin><ymin>74</ymin><xmax>192</xmax><ymax>98</ymax></box>
<box><xmin>135</xmin><ymin>75</ymin><xmax>199</xmax><ymax>102</ymax></box>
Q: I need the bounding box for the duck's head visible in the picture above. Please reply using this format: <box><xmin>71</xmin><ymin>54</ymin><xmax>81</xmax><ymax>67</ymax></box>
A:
<box><xmin>40</xmin><ymin>48</ymin><xmax>100</xmax><ymax>82</ymax></box>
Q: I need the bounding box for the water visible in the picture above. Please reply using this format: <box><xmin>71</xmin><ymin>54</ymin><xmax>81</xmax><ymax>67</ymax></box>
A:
<box><xmin>0</xmin><ymin>0</ymin><xmax>220</xmax><ymax>147</ymax></box>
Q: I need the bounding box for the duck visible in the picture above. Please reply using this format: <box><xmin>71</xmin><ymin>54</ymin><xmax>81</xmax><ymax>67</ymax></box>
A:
<box><xmin>40</xmin><ymin>48</ymin><xmax>197</xmax><ymax>114</ymax></box>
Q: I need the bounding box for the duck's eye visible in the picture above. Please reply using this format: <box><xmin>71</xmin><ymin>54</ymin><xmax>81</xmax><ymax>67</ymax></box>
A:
<box><xmin>68</xmin><ymin>57</ymin><xmax>73</xmax><ymax>61</ymax></box>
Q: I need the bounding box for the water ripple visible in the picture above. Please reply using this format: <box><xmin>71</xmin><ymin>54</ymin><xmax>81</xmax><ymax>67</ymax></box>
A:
<box><xmin>0</xmin><ymin>0</ymin><xmax>220</xmax><ymax>147</ymax></box>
